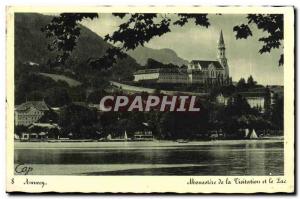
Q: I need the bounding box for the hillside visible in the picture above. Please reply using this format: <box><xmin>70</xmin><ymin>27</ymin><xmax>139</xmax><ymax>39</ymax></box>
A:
<box><xmin>127</xmin><ymin>46</ymin><xmax>189</xmax><ymax>66</ymax></box>
<box><xmin>14</xmin><ymin>13</ymin><xmax>141</xmax><ymax>81</ymax></box>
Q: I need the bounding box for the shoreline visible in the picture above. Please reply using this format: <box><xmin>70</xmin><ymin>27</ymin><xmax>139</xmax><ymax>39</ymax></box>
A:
<box><xmin>14</xmin><ymin>138</ymin><xmax>283</xmax><ymax>149</ymax></box>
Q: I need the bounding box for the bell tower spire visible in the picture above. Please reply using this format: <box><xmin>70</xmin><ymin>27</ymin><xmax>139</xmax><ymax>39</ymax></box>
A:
<box><xmin>217</xmin><ymin>30</ymin><xmax>226</xmax><ymax>59</ymax></box>
<box><xmin>217</xmin><ymin>30</ymin><xmax>229</xmax><ymax>79</ymax></box>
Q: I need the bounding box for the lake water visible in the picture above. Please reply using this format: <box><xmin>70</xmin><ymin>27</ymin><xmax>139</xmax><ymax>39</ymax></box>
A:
<box><xmin>14</xmin><ymin>140</ymin><xmax>283</xmax><ymax>176</ymax></box>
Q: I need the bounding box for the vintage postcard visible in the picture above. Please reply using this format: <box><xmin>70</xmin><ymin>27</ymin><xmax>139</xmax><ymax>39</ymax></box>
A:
<box><xmin>6</xmin><ymin>6</ymin><xmax>294</xmax><ymax>193</ymax></box>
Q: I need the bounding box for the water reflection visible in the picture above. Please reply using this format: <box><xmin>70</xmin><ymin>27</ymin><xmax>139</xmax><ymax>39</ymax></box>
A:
<box><xmin>14</xmin><ymin>141</ymin><xmax>283</xmax><ymax>176</ymax></box>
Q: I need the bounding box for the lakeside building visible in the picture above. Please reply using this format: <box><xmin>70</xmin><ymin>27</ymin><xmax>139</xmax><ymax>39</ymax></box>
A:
<box><xmin>133</xmin><ymin>122</ymin><xmax>154</xmax><ymax>141</ymax></box>
<box><xmin>20</xmin><ymin>122</ymin><xmax>60</xmax><ymax>141</ymax></box>
<box><xmin>216</xmin><ymin>92</ymin><xmax>267</xmax><ymax>112</ymax></box>
<box><xmin>216</xmin><ymin>86</ymin><xmax>283</xmax><ymax>113</ymax></box>
<box><xmin>239</xmin><ymin>92</ymin><xmax>266</xmax><ymax>110</ymax></box>
<box><xmin>133</xmin><ymin>30</ymin><xmax>231</xmax><ymax>85</ymax></box>
<box><xmin>133</xmin><ymin>131</ymin><xmax>154</xmax><ymax>141</ymax></box>
<box><xmin>15</xmin><ymin>100</ymin><xmax>49</xmax><ymax>126</ymax></box>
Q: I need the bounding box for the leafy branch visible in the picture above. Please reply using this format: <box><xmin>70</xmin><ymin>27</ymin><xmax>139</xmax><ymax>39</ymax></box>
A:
<box><xmin>41</xmin><ymin>13</ymin><xmax>98</xmax><ymax>64</ymax></box>
<box><xmin>233</xmin><ymin>14</ymin><xmax>284</xmax><ymax>65</ymax></box>
<box><xmin>43</xmin><ymin>13</ymin><xmax>284</xmax><ymax>68</ymax></box>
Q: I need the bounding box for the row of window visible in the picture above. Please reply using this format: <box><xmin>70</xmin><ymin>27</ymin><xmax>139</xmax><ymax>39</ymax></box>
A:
<box><xmin>17</xmin><ymin>115</ymin><xmax>41</xmax><ymax>119</ymax></box>
<box><xmin>160</xmin><ymin>76</ymin><xmax>187</xmax><ymax>80</ymax></box>
<box><xmin>16</xmin><ymin>111</ymin><xmax>43</xmax><ymax>115</ymax></box>
<box><xmin>211</xmin><ymin>71</ymin><xmax>225</xmax><ymax>78</ymax></box>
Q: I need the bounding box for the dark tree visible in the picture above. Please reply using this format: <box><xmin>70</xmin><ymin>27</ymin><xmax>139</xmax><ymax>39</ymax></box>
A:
<box><xmin>215</xmin><ymin>94</ymin><xmax>261</xmax><ymax>137</ymax></box>
<box><xmin>42</xmin><ymin>13</ymin><xmax>209</xmax><ymax>67</ymax></box>
<box><xmin>14</xmin><ymin>125</ymin><xmax>27</xmax><ymax>137</ymax></box>
<box><xmin>271</xmin><ymin>94</ymin><xmax>283</xmax><ymax>130</ymax></box>
<box><xmin>226</xmin><ymin>94</ymin><xmax>252</xmax><ymax>116</ymax></box>
<box><xmin>27</xmin><ymin>91</ymin><xmax>44</xmax><ymax>101</ymax></box>
<box><xmin>41</xmin><ymin>13</ymin><xmax>98</xmax><ymax>64</ymax></box>
<box><xmin>15</xmin><ymin>73</ymin><xmax>58</xmax><ymax>104</ymax></box>
<box><xmin>59</xmin><ymin>104</ymin><xmax>98</xmax><ymax>139</ymax></box>
<box><xmin>247</xmin><ymin>75</ymin><xmax>257</xmax><ymax>87</ymax></box>
<box><xmin>180</xmin><ymin>64</ymin><xmax>188</xmax><ymax>69</ymax></box>
<box><xmin>42</xmin><ymin>13</ymin><xmax>284</xmax><ymax>69</ymax></box>
<box><xmin>236</xmin><ymin>78</ymin><xmax>246</xmax><ymax>90</ymax></box>
<box><xmin>264</xmin><ymin>86</ymin><xmax>272</xmax><ymax>119</ymax></box>
<box><xmin>44</xmin><ymin>87</ymin><xmax>71</xmax><ymax>107</ymax></box>
<box><xmin>48</xmin><ymin>128</ymin><xmax>60</xmax><ymax>139</ymax></box>
<box><xmin>39</xmin><ymin>110</ymin><xmax>59</xmax><ymax>123</ymax></box>
<box><xmin>233</xmin><ymin>14</ymin><xmax>283</xmax><ymax>65</ymax></box>
<box><xmin>87</xmin><ymin>90</ymin><xmax>107</xmax><ymax>104</ymax></box>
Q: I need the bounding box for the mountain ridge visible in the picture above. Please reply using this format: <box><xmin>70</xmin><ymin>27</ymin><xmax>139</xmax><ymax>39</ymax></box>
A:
<box><xmin>14</xmin><ymin>13</ymin><xmax>141</xmax><ymax>81</ymax></box>
<box><xmin>14</xmin><ymin>13</ymin><xmax>189</xmax><ymax>82</ymax></box>
<box><xmin>127</xmin><ymin>46</ymin><xmax>189</xmax><ymax>66</ymax></box>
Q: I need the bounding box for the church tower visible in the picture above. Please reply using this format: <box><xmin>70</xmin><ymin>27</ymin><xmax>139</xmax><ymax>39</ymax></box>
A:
<box><xmin>217</xmin><ymin>30</ymin><xmax>229</xmax><ymax>78</ymax></box>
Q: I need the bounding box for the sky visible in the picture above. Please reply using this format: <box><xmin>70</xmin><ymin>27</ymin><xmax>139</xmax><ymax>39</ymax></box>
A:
<box><xmin>81</xmin><ymin>14</ymin><xmax>284</xmax><ymax>85</ymax></box>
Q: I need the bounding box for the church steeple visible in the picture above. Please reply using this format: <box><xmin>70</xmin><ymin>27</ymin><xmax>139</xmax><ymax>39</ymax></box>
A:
<box><xmin>218</xmin><ymin>30</ymin><xmax>225</xmax><ymax>49</ymax></box>
<box><xmin>218</xmin><ymin>30</ymin><xmax>226</xmax><ymax>60</ymax></box>
<box><xmin>217</xmin><ymin>30</ymin><xmax>226</xmax><ymax>59</ymax></box>
<box><xmin>217</xmin><ymin>30</ymin><xmax>229</xmax><ymax>79</ymax></box>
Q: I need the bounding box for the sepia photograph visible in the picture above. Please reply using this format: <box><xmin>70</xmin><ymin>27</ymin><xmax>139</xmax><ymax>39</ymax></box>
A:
<box><xmin>6</xmin><ymin>6</ymin><xmax>294</xmax><ymax>193</ymax></box>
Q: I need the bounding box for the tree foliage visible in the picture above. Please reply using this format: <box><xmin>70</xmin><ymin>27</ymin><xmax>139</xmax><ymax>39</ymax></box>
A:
<box><xmin>236</xmin><ymin>76</ymin><xmax>260</xmax><ymax>91</ymax></box>
<box><xmin>233</xmin><ymin>14</ymin><xmax>284</xmax><ymax>65</ymax></box>
<box><xmin>59</xmin><ymin>104</ymin><xmax>98</xmax><ymax>139</ymax></box>
<box><xmin>43</xmin><ymin>13</ymin><xmax>284</xmax><ymax>68</ymax></box>
<box><xmin>247</xmin><ymin>75</ymin><xmax>257</xmax><ymax>87</ymax></box>
<box><xmin>271</xmin><ymin>94</ymin><xmax>283</xmax><ymax>129</ymax></box>
<box><xmin>41</xmin><ymin>13</ymin><xmax>98</xmax><ymax>64</ymax></box>
<box><xmin>42</xmin><ymin>13</ymin><xmax>209</xmax><ymax>67</ymax></box>
<box><xmin>44</xmin><ymin>87</ymin><xmax>71</xmax><ymax>107</ymax></box>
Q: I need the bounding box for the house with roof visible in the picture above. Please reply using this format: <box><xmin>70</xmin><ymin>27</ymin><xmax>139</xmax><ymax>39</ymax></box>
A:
<box><xmin>15</xmin><ymin>100</ymin><xmax>49</xmax><ymax>126</ymax></box>
<box><xmin>133</xmin><ymin>30</ymin><xmax>231</xmax><ymax>85</ymax></box>
<box><xmin>133</xmin><ymin>68</ymin><xmax>189</xmax><ymax>83</ymax></box>
<box><xmin>216</xmin><ymin>91</ymin><xmax>266</xmax><ymax>112</ymax></box>
<box><xmin>21</xmin><ymin>122</ymin><xmax>61</xmax><ymax>141</ymax></box>
<box><xmin>239</xmin><ymin>92</ymin><xmax>266</xmax><ymax>110</ymax></box>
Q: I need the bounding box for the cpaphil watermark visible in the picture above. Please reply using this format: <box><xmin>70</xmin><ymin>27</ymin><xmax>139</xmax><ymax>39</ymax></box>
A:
<box><xmin>99</xmin><ymin>95</ymin><xmax>201</xmax><ymax>112</ymax></box>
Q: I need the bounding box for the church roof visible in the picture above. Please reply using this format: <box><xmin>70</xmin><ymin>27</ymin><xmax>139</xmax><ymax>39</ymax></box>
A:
<box><xmin>190</xmin><ymin>60</ymin><xmax>224</xmax><ymax>70</ymax></box>
<box><xmin>15</xmin><ymin>101</ymin><xmax>49</xmax><ymax>111</ymax></box>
